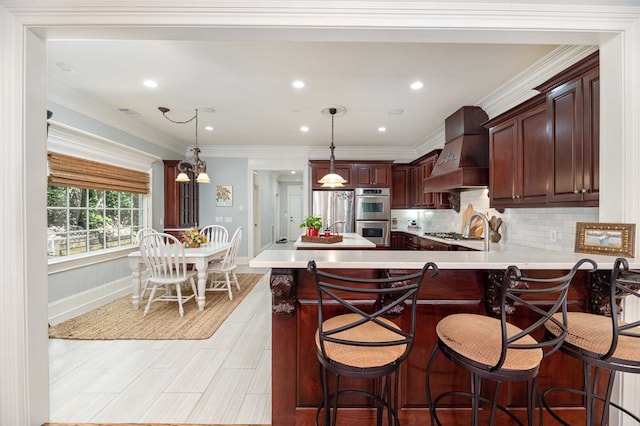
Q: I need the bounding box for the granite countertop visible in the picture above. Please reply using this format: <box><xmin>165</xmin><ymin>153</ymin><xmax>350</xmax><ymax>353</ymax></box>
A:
<box><xmin>293</xmin><ymin>232</ymin><xmax>376</xmax><ymax>249</ymax></box>
<box><xmin>250</xmin><ymin>244</ymin><xmax>637</xmax><ymax>270</ymax></box>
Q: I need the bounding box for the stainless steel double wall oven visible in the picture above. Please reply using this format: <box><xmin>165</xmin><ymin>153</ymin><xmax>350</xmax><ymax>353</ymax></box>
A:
<box><xmin>355</xmin><ymin>188</ymin><xmax>390</xmax><ymax>246</ymax></box>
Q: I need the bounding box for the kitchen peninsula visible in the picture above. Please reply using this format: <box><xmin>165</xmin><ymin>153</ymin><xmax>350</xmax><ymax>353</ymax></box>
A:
<box><xmin>294</xmin><ymin>232</ymin><xmax>376</xmax><ymax>249</ymax></box>
<box><xmin>249</xmin><ymin>248</ymin><xmax>638</xmax><ymax>425</ymax></box>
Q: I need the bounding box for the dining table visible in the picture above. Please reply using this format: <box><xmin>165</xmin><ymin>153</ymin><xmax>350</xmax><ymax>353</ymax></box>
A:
<box><xmin>128</xmin><ymin>241</ymin><xmax>230</xmax><ymax>311</ymax></box>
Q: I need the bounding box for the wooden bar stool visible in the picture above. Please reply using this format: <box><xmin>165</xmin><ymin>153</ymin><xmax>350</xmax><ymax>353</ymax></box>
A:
<box><xmin>425</xmin><ymin>258</ymin><xmax>596</xmax><ymax>425</ymax></box>
<box><xmin>542</xmin><ymin>257</ymin><xmax>640</xmax><ymax>425</ymax></box>
<box><xmin>307</xmin><ymin>260</ymin><xmax>438</xmax><ymax>426</ymax></box>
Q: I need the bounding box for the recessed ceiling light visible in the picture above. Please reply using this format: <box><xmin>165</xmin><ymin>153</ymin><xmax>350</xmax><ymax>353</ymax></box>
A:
<box><xmin>291</xmin><ymin>171</ymin><xmax>296</xmax><ymax>175</ymax></box>
<box><xmin>378</xmin><ymin>127</ymin><xmax>387</xmax><ymax>132</ymax></box>
<box><xmin>205</xmin><ymin>126</ymin><xmax>214</xmax><ymax>131</ymax></box>
<box><xmin>410</xmin><ymin>81</ymin><xmax>424</xmax><ymax>90</ymax></box>
<box><xmin>143</xmin><ymin>79</ymin><xmax>158</xmax><ymax>88</ymax></box>
<box><xmin>300</xmin><ymin>126</ymin><xmax>309</xmax><ymax>132</ymax></box>
<box><xmin>388</xmin><ymin>109</ymin><xmax>404</xmax><ymax>115</ymax></box>
<box><xmin>292</xmin><ymin>80</ymin><xmax>305</xmax><ymax>89</ymax></box>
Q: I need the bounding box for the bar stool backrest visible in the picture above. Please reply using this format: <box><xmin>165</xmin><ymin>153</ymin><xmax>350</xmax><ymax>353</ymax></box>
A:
<box><xmin>605</xmin><ymin>257</ymin><xmax>640</xmax><ymax>361</ymax></box>
<box><xmin>493</xmin><ymin>258</ymin><xmax>598</xmax><ymax>372</ymax></box>
<box><xmin>307</xmin><ymin>260</ymin><xmax>438</xmax><ymax>366</ymax></box>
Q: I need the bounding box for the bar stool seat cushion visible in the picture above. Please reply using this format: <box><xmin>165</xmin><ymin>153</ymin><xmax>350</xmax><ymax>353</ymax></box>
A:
<box><xmin>437</xmin><ymin>313</ymin><xmax>543</xmax><ymax>371</ymax></box>
<box><xmin>545</xmin><ymin>312</ymin><xmax>640</xmax><ymax>362</ymax></box>
<box><xmin>315</xmin><ymin>313</ymin><xmax>406</xmax><ymax>368</ymax></box>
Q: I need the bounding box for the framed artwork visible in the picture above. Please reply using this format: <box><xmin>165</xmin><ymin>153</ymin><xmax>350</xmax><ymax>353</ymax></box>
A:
<box><xmin>216</xmin><ymin>185</ymin><xmax>233</xmax><ymax>207</ymax></box>
<box><xmin>575</xmin><ymin>222</ymin><xmax>636</xmax><ymax>257</ymax></box>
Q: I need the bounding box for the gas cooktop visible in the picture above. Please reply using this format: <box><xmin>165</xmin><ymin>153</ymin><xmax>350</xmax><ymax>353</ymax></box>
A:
<box><xmin>423</xmin><ymin>232</ymin><xmax>483</xmax><ymax>241</ymax></box>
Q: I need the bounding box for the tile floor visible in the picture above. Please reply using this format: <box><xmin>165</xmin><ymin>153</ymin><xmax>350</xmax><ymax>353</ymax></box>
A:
<box><xmin>49</xmin><ymin>262</ymin><xmax>276</xmax><ymax>424</ymax></box>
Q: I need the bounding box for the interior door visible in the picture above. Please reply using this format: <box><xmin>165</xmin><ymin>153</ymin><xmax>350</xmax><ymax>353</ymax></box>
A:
<box><xmin>288</xmin><ymin>185</ymin><xmax>302</xmax><ymax>241</ymax></box>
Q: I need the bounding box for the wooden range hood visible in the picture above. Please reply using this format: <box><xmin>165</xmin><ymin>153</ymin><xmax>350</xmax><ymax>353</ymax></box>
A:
<box><xmin>423</xmin><ymin>106</ymin><xmax>489</xmax><ymax>192</ymax></box>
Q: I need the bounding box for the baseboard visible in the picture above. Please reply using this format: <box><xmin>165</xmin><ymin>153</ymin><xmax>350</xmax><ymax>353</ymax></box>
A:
<box><xmin>48</xmin><ymin>273</ymin><xmax>146</xmax><ymax>325</ymax></box>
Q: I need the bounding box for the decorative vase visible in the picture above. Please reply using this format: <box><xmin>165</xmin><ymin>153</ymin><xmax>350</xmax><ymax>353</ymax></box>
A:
<box><xmin>307</xmin><ymin>228</ymin><xmax>319</xmax><ymax>237</ymax></box>
<box><xmin>187</xmin><ymin>242</ymin><xmax>201</xmax><ymax>248</ymax></box>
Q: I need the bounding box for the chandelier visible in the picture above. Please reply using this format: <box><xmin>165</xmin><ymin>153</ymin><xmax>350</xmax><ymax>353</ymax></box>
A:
<box><xmin>318</xmin><ymin>106</ymin><xmax>347</xmax><ymax>188</ymax></box>
<box><xmin>158</xmin><ymin>106</ymin><xmax>210</xmax><ymax>184</ymax></box>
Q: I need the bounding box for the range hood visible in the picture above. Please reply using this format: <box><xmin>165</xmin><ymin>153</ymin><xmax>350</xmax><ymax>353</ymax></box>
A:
<box><xmin>423</xmin><ymin>106</ymin><xmax>489</xmax><ymax>192</ymax></box>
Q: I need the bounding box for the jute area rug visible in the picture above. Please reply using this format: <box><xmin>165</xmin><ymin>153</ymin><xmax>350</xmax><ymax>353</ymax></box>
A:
<box><xmin>48</xmin><ymin>273</ymin><xmax>264</xmax><ymax>340</ymax></box>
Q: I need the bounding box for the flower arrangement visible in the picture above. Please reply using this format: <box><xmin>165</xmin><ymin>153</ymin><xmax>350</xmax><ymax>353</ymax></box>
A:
<box><xmin>181</xmin><ymin>227</ymin><xmax>208</xmax><ymax>248</ymax></box>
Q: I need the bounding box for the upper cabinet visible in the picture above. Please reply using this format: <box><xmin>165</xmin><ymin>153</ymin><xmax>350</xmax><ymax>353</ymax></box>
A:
<box><xmin>486</xmin><ymin>94</ymin><xmax>548</xmax><ymax>208</ymax></box>
<box><xmin>353</xmin><ymin>162</ymin><xmax>392</xmax><ymax>188</ymax></box>
<box><xmin>485</xmin><ymin>51</ymin><xmax>599</xmax><ymax>209</ymax></box>
<box><xmin>391</xmin><ymin>165</ymin><xmax>411</xmax><ymax>208</ymax></box>
<box><xmin>537</xmin><ymin>56</ymin><xmax>599</xmax><ymax>206</ymax></box>
<box><xmin>310</xmin><ymin>160</ymin><xmax>354</xmax><ymax>189</ymax></box>
<box><xmin>390</xmin><ymin>151</ymin><xmax>451</xmax><ymax>210</ymax></box>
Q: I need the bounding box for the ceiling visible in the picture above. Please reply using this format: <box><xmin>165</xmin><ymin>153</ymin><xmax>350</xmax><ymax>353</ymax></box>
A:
<box><xmin>47</xmin><ymin>39</ymin><xmax>558</xmax><ymax>158</ymax></box>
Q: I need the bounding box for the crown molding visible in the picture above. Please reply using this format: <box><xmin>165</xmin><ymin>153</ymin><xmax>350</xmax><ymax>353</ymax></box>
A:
<box><xmin>48</xmin><ymin>121</ymin><xmax>160</xmax><ymax>171</ymax></box>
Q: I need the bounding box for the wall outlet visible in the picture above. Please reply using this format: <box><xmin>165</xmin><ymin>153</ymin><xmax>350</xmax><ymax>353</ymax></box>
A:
<box><xmin>550</xmin><ymin>229</ymin><xmax>558</xmax><ymax>242</ymax></box>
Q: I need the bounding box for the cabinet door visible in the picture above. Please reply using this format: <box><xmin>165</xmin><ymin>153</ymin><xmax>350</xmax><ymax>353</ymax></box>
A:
<box><xmin>354</xmin><ymin>163</ymin><xmax>391</xmax><ymax>188</ymax></box>
<box><xmin>391</xmin><ymin>166</ymin><xmax>411</xmax><ymax>208</ymax></box>
<box><xmin>311</xmin><ymin>161</ymin><xmax>353</xmax><ymax>189</ymax></box>
<box><xmin>390</xmin><ymin>232</ymin><xmax>407</xmax><ymax>249</ymax></box>
<box><xmin>489</xmin><ymin>119</ymin><xmax>518</xmax><ymax>207</ymax></box>
<box><xmin>582</xmin><ymin>67</ymin><xmax>599</xmax><ymax>202</ymax></box>
<box><xmin>410</xmin><ymin>166</ymin><xmax>422</xmax><ymax>208</ymax></box>
<box><xmin>163</xmin><ymin>160</ymin><xmax>199</xmax><ymax>230</ymax></box>
<box><xmin>519</xmin><ymin>103</ymin><xmax>548</xmax><ymax>205</ymax></box>
<box><xmin>547</xmin><ymin>78</ymin><xmax>584</xmax><ymax>203</ymax></box>
<box><xmin>420</xmin><ymin>158</ymin><xmax>437</xmax><ymax>208</ymax></box>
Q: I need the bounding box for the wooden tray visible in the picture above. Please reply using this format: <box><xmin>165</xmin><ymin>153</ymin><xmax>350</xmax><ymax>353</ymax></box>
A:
<box><xmin>301</xmin><ymin>235</ymin><xmax>343</xmax><ymax>244</ymax></box>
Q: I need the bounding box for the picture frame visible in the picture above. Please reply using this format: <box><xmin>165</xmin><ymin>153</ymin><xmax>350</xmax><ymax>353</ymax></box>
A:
<box><xmin>216</xmin><ymin>185</ymin><xmax>233</xmax><ymax>207</ymax></box>
<box><xmin>575</xmin><ymin>222</ymin><xmax>636</xmax><ymax>257</ymax></box>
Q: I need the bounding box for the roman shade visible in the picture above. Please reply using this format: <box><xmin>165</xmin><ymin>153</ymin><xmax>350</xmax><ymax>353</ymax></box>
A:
<box><xmin>48</xmin><ymin>151</ymin><xmax>150</xmax><ymax>194</ymax></box>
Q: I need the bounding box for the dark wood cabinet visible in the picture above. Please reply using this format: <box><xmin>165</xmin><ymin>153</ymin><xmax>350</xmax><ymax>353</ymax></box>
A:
<box><xmin>405</xmin><ymin>233</ymin><xmax>419</xmax><ymax>250</ymax></box>
<box><xmin>390</xmin><ymin>231</ymin><xmax>407</xmax><ymax>249</ymax></box>
<box><xmin>163</xmin><ymin>160</ymin><xmax>199</xmax><ymax>231</ymax></box>
<box><xmin>419</xmin><ymin>237</ymin><xmax>451</xmax><ymax>251</ymax></box>
<box><xmin>391</xmin><ymin>165</ymin><xmax>411</xmax><ymax>208</ymax></box>
<box><xmin>545</xmin><ymin>66</ymin><xmax>599</xmax><ymax>205</ymax></box>
<box><xmin>353</xmin><ymin>162</ymin><xmax>392</xmax><ymax>188</ymax></box>
<box><xmin>535</xmin><ymin>51</ymin><xmax>599</xmax><ymax>206</ymax></box>
<box><xmin>309</xmin><ymin>160</ymin><xmax>354</xmax><ymax>189</ymax></box>
<box><xmin>487</xmin><ymin>94</ymin><xmax>548</xmax><ymax>208</ymax></box>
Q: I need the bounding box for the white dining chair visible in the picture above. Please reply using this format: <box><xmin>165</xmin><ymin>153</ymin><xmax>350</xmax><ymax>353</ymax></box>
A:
<box><xmin>206</xmin><ymin>227</ymin><xmax>242</xmax><ymax>300</ymax></box>
<box><xmin>200</xmin><ymin>224</ymin><xmax>229</xmax><ymax>244</ymax></box>
<box><xmin>135</xmin><ymin>227</ymin><xmax>159</xmax><ymax>301</ymax></box>
<box><xmin>139</xmin><ymin>232</ymin><xmax>198</xmax><ymax>317</ymax></box>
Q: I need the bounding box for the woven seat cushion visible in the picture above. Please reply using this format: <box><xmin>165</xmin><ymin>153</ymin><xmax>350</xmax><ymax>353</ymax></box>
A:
<box><xmin>437</xmin><ymin>313</ymin><xmax>543</xmax><ymax>371</ymax></box>
<box><xmin>546</xmin><ymin>312</ymin><xmax>640</xmax><ymax>362</ymax></box>
<box><xmin>315</xmin><ymin>313</ymin><xmax>406</xmax><ymax>368</ymax></box>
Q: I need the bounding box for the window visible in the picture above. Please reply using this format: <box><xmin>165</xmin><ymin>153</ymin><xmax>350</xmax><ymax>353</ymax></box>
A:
<box><xmin>46</xmin><ymin>122</ymin><xmax>158</xmax><ymax>265</ymax></box>
<box><xmin>47</xmin><ymin>186</ymin><xmax>144</xmax><ymax>258</ymax></box>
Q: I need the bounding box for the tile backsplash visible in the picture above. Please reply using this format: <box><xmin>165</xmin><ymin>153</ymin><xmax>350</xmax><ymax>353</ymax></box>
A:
<box><xmin>391</xmin><ymin>189</ymin><xmax>598</xmax><ymax>252</ymax></box>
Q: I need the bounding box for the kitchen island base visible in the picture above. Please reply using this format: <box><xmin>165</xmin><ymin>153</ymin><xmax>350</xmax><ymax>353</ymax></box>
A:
<box><xmin>269</xmin><ymin>266</ymin><xmax>599</xmax><ymax>425</ymax></box>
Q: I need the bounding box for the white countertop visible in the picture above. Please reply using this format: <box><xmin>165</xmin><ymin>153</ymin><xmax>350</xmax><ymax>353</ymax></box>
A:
<box><xmin>294</xmin><ymin>232</ymin><xmax>376</xmax><ymax>249</ymax></box>
<box><xmin>250</xmin><ymin>245</ymin><xmax>638</xmax><ymax>270</ymax></box>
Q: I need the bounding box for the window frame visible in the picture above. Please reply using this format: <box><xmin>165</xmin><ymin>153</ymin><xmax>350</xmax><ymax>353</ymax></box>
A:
<box><xmin>47</xmin><ymin>121</ymin><xmax>158</xmax><ymax>273</ymax></box>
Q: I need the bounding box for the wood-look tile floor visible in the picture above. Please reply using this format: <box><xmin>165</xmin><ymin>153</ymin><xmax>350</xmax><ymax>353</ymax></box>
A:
<box><xmin>48</xmin><ymin>266</ymin><xmax>272</xmax><ymax>425</ymax></box>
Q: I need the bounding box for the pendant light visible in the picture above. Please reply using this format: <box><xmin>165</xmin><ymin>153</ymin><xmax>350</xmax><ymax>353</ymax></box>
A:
<box><xmin>159</xmin><ymin>106</ymin><xmax>211</xmax><ymax>184</ymax></box>
<box><xmin>318</xmin><ymin>106</ymin><xmax>347</xmax><ymax>188</ymax></box>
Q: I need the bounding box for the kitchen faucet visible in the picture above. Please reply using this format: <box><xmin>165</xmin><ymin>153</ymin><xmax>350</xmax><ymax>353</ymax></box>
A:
<box><xmin>326</xmin><ymin>220</ymin><xmax>346</xmax><ymax>233</ymax></box>
<box><xmin>462</xmin><ymin>212</ymin><xmax>490</xmax><ymax>251</ymax></box>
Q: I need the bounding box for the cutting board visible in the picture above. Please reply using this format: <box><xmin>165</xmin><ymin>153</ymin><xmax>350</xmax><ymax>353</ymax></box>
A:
<box><xmin>460</xmin><ymin>203</ymin><xmax>485</xmax><ymax>237</ymax></box>
<box><xmin>460</xmin><ymin>204</ymin><xmax>475</xmax><ymax>234</ymax></box>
